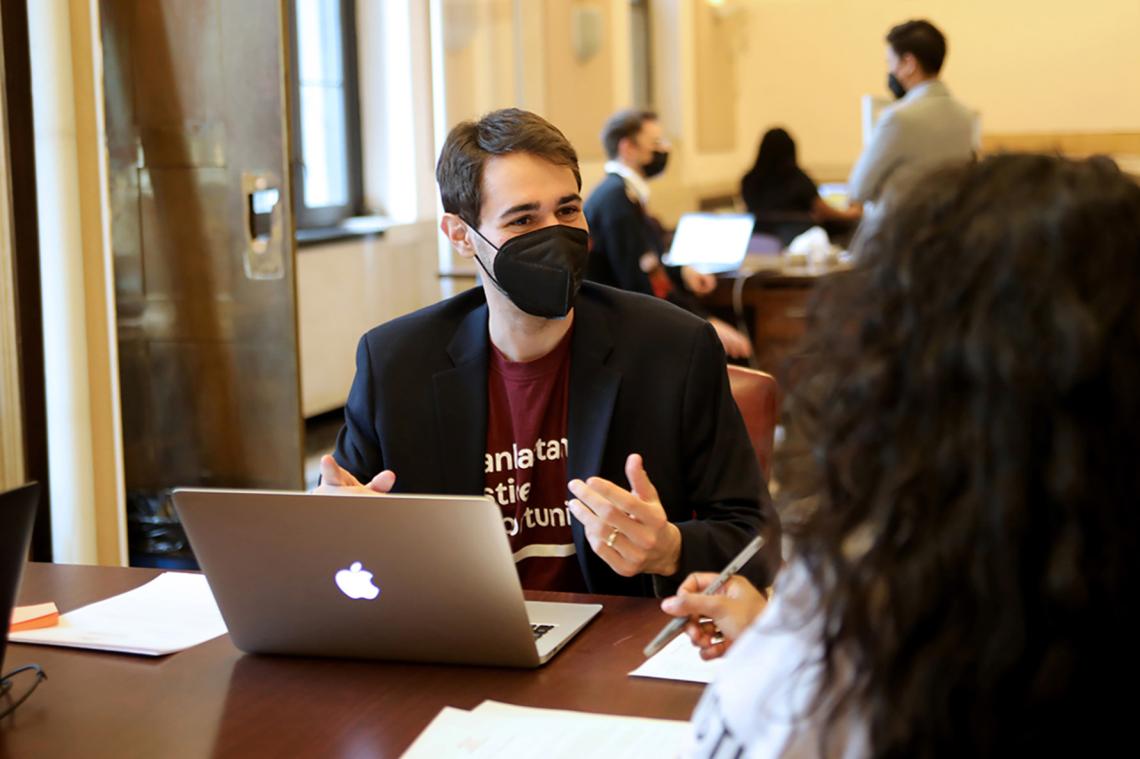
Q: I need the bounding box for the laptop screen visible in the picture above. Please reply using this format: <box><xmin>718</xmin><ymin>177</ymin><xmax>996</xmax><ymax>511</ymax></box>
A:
<box><xmin>662</xmin><ymin>212</ymin><xmax>755</xmax><ymax>273</ymax></box>
<box><xmin>1</xmin><ymin>483</ymin><xmax>39</xmax><ymax>671</ymax></box>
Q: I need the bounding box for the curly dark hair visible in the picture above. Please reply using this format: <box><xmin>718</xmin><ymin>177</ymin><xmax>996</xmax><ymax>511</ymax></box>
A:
<box><xmin>778</xmin><ymin>153</ymin><xmax>1140</xmax><ymax>757</ymax></box>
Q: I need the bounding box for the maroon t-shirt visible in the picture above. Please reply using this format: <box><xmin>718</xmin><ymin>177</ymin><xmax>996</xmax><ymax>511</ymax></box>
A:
<box><xmin>484</xmin><ymin>326</ymin><xmax>587</xmax><ymax>592</ymax></box>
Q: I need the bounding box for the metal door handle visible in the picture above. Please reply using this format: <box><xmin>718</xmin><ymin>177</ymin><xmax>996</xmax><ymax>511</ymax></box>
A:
<box><xmin>241</xmin><ymin>171</ymin><xmax>284</xmax><ymax>280</ymax></box>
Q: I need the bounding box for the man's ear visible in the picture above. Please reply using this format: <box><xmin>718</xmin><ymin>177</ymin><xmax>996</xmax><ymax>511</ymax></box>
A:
<box><xmin>440</xmin><ymin>213</ymin><xmax>476</xmax><ymax>259</ymax></box>
<box><xmin>616</xmin><ymin>135</ymin><xmax>635</xmax><ymax>163</ymax></box>
<box><xmin>901</xmin><ymin>52</ymin><xmax>921</xmax><ymax>79</ymax></box>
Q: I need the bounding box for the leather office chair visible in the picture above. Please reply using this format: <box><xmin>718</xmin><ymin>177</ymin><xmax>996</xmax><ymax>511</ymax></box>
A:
<box><xmin>726</xmin><ymin>365</ymin><xmax>779</xmax><ymax>480</ymax></box>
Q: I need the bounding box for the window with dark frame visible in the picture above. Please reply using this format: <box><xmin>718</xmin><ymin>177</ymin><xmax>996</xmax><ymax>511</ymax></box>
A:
<box><xmin>289</xmin><ymin>0</ymin><xmax>364</xmax><ymax>231</ymax></box>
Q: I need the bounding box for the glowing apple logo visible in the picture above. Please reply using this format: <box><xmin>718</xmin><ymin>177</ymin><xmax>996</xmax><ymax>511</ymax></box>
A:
<box><xmin>334</xmin><ymin>561</ymin><xmax>381</xmax><ymax>600</ymax></box>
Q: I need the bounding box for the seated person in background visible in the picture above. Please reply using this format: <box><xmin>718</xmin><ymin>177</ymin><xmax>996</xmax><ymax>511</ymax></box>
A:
<box><xmin>585</xmin><ymin>108</ymin><xmax>752</xmax><ymax>359</ymax></box>
<box><xmin>664</xmin><ymin>154</ymin><xmax>1140</xmax><ymax>756</ymax></box>
<box><xmin>741</xmin><ymin>127</ymin><xmax>862</xmax><ymax>247</ymax></box>
<box><xmin>318</xmin><ymin>108</ymin><xmax>781</xmax><ymax>597</ymax></box>
<box><xmin>848</xmin><ymin>19</ymin><xmax>974</xmax><ymax>204</ymax></box>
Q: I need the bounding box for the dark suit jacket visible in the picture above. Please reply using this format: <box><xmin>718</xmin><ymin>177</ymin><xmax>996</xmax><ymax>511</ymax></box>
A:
<box><xmin>585</xmin><ymin>172</ymin><xmax>708</xmax><ymax>317</ymax></box>
<box><xmin>334</xmin><ymin>282</ymin><xmax>781</xmax><ymax>596</ymax></box>
<box><xmin>584</xmin><ymin>173</ymin><xmax>657</xmax><ymax>295</ymax></box>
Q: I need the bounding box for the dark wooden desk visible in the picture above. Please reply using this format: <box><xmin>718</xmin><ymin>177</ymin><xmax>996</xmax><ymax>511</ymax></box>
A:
<box><xmin>2</xmin><ymin>564</ymin><xmax>702</xmax><ymax>758</ymax></box>
<box><xmin>705</xmin><ymin>254</ymin><xmax>847</xmax><ymax>383</ymax></box>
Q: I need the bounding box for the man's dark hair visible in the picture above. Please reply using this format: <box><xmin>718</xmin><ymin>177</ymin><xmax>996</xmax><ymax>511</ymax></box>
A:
<box><xmin>886</xmin><ymin>19</ymin><xmax>947</xmax><ymax>74</ymax></box>
<box><xmin>600</xmin><ymin>108</ymin><xmax>657</xmax><ymax>160</ymax></box>
<box><xmin>436</xmin><ymin>108</ymin><xmax>581</xmax><ymax>227</ymax></box>
<box><xmin>779</xmin><ymin>153</ymin><xmax>1140</xmax><ymax>757</ymax></box>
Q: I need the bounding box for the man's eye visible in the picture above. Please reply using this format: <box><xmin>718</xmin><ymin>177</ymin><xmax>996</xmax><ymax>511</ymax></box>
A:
<box><xmin>558</xmin><ymin>206</ymin><xmax>581</xmax><ymax>217</ymax></box>
<box><xmin>509</xmin><ymin>215</ymin><xmax>532</xmax><ymax>226</ymax></box>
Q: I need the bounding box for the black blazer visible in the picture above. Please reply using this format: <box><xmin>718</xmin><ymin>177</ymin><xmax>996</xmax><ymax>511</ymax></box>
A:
<box><xmin>334</xmin><ymin>282</ymin><xmax>781</xmax><ymax>595</ymax></box>
<box><xmin>585</xmin><ymin>173</ymin><xmax>657</xmax><ymax>295</ymax></box>
<box><xmin>584</xmin><ymin>173</ymin><xmax>708</xmax><ymax>317</ymax></box>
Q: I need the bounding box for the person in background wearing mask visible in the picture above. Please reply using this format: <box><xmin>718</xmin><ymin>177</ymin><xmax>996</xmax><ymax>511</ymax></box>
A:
<box><xmin>848</xmin><ymin>19</ymin><xmax>974</xmax><ymax>204</ymax></box>
<box><xmin>317</xmin><ymin>108</ymin><xmax>781</xmax><ymax>597</ymax></box>
<box><xmin>584</xmin><ymin>109</ymin><xmax>753</xmax><ymax>359</ymax></box>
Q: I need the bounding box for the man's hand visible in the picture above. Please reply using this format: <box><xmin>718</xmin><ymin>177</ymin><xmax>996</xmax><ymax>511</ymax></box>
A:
<box><xmin>312</xmin><ymin>454</ymin><xmax>396</xmax><ymax>496</ymax></box>
<box><xmin>660</xmin><ymin>573</ymin><xmax>768</xmax><ymax>660</ymax></box>
<box><xmin>567</xmin><ymin>453</ymin><xmax>681</xmax><ymax>577</ymax></box>
<box><xmin>639</xmin><ymin>251</ymin><xmax>661</xmax><ymax>274</ymax></box>
<box><xmin>681</xmin><ymin>266</ymin><xmax>717</xmax><ymax>295</ymax></box>
<box><xmin>708</xmin><ymin>317</ymin><xmax>753</xmax><ymax>359</ymax></box>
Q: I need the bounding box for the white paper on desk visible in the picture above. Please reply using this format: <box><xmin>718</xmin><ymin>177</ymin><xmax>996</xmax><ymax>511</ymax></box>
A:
<box><xmin>401</xmin><ymin>700</ymin><xmax>689</xmax><ymax>759</ymax></box>
<box><xmin>8</xmin><ymin>572</ymin><xmax>227</xmax><ymax>656</ymax></box>
<box><xmin>628</xmin><ymin>633</ymin><xmax>723</xmax><ymax>684</ymax></box>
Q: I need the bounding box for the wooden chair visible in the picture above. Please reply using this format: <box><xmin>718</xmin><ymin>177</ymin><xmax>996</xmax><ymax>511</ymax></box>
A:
<box><xmin>726</xmin><ymin>364</ymin><xmax>779</xmax><ymax>480</ymax></box>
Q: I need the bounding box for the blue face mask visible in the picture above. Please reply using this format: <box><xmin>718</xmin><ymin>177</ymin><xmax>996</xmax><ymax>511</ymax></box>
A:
<box><xmin>468</xmin><ymin>224</ymin><xmax>591</xmax><ymax>319</ymax></box>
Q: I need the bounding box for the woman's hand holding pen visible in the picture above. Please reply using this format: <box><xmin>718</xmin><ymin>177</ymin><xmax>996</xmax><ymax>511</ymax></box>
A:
<box><xmin>660</xmin><ymin>573</ymin><xmax>769</xmax><ymax>661</ymax></box>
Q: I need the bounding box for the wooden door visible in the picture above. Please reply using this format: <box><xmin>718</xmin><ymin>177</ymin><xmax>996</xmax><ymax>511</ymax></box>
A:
<box><xmin>102</xmin><ymin>0</ymin><xmax>303</xmax><ymax>555</ymax></box>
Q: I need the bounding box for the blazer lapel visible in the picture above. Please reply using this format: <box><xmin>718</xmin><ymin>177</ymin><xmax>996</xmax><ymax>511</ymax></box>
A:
<box><xmin>566</xmin><ymin>296</ymin><xmax>621</xmax><ymax>484</ymax></box>
<box><xmin>432</xmin><ymin>304</ymin><xmax>490</xmax><ymax>495</ymax></box>
<box><xmin>566</xmin><ymin>296</ymin><xmax>622</xmax><ymax>592</ymax></box>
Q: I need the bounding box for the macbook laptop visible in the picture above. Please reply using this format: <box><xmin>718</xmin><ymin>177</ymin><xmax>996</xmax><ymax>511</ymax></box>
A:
<box><xmin>661</xmin><ymin>212</ymin><xmax>755</xmax><ymax>273</ymax></box>
<box><xmin>1</xmin><ymin>483</ymin><xmax>40</xmax><ymax>672</ymax></box>
<box><xmin>172</xmin><ymin>489</ymin><xmax>601</xmax><ymax>668</ymax></box>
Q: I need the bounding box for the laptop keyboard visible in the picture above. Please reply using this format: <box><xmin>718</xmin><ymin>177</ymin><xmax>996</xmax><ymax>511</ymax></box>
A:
<box><xmin>531</xmin><ymin>624</ymin><xmax>555</xmax><ymax>640</ymax></box>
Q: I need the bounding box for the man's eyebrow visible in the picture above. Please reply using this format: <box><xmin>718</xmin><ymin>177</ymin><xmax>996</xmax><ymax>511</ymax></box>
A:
<box><xmin>498</xmin><ymin>202</ymin><xmax>540</xmax><ymax>220</ymax></box>
<box><xmin>497</xmin><ymin>195</ymin><xmax>582</xmax><ymax>220</ymax></box>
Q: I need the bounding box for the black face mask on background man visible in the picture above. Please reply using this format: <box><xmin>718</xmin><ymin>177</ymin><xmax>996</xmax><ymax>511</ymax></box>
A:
<box><xmin>642</xmin><ymin>150</ymin><xmax>669</xmax><ymax>179</ymax></box>
<box><xmin>887</xmin><ymin>73</ymin><xmax>907</xmax><ymax>100</ymax></box>
<box><xmin>468</xmin><ymin>223</ymin><xmax>590</xmax><ymax>319</ymax></box>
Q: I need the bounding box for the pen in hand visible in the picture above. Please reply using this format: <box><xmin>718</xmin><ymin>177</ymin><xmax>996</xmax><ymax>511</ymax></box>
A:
<box><xmin>642</xmin><ymin>535</ymin><xmax>765</xmax><ymax>658</ymax></box>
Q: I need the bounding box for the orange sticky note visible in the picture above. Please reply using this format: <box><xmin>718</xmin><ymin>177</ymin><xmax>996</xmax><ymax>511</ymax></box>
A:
<box><xmin>10</xmin><ymin>602</ymin><xmax>60</xmax><ymax>632</ymax></box>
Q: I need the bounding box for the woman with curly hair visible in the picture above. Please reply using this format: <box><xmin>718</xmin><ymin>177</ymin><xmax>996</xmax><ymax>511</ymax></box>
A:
<box><xmin>665</xmin><ymin>153</ymin><xmax>1140</xmax><ymax>758</ymax></box>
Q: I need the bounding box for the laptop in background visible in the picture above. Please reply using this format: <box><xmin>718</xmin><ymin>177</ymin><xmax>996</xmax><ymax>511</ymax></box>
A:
<box><xmin>661</xmin><ymin>212</ymin><xmax>755</xmax><ymax>273</ymax></box>
<box><xmin>1</xmin><ymin>483</ymin><xmax>40</xmax><ymax>672</ymax></box>
<box><xmin>173</xmin><ymin>489</ymin><xmax>602</xmax><ymax>668</ymax></box>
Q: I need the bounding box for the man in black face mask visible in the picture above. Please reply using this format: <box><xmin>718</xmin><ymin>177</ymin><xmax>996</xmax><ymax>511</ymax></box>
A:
<box><xmin>848</xmin><ymin>19</ymin><xmax>975</xmax><ymax>205</ymax></box>
<box><xmin>317</xmin><ymin>108</ymin><xmax>780</xmax><ymax>598</ymax></box>
<box><xmin>584</xmin><ymin>109</ymin><xmax>752</xmax><ymax>360</ymax></box>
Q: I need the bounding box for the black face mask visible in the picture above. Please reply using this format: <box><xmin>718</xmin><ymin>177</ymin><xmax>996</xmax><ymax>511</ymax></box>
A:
<box><xmin>887</xmin><ymin>73</ymin><xmax>907</xmax><ymax>100</ymax></box>
<box><xmin>643</xmin><ymin>150</ymin><xmax>669</xmax><ymax>179</ymax></box>
<box><xmin>468</xmin><ymin>224</ymin><xmax>590</xmax><ymax>318</ymax></box>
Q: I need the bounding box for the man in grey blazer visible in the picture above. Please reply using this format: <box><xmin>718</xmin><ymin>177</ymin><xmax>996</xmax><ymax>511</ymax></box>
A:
<box><xmin>849</xmin><ymin>20</ymin><xmax>975</xmax><ymax>203</ymax></box>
